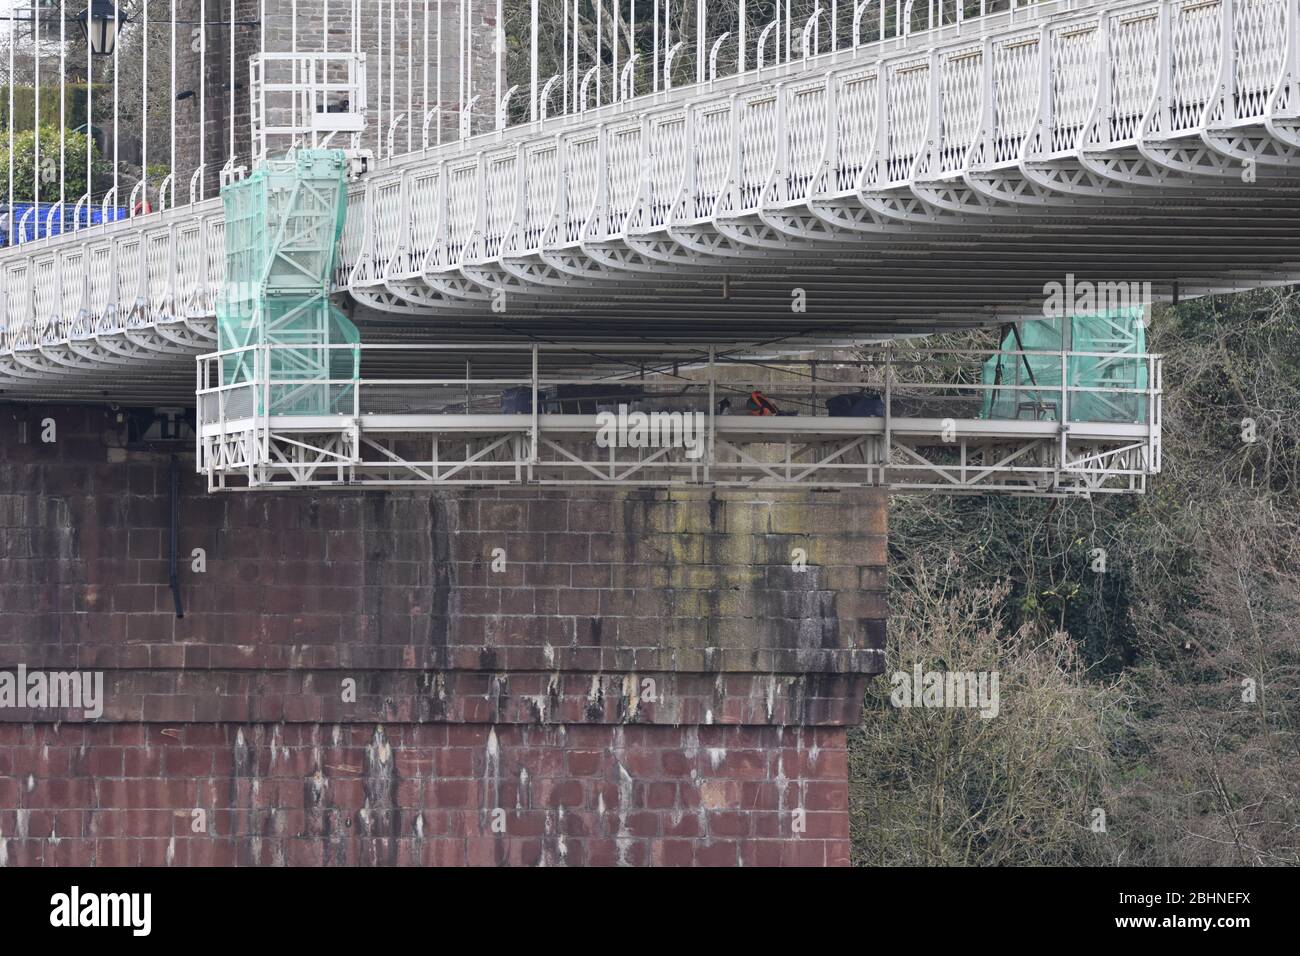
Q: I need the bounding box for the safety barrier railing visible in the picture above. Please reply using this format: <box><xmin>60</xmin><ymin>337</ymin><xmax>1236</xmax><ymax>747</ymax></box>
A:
<box><xmin>198</xmin><ymin>342</ymin><xmax>1163</xmax><ymax>417</ymax></box>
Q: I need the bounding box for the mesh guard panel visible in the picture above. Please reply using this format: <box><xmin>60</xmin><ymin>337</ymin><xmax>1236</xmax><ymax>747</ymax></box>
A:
<box><xmin>217</xmin><ymin>149</ymin><xmax>360</xmax><ymax>416</ymax></box>
<box><xmin>980</xmin><ymin>307</ymin><xmax>1149</xmax><ymax>424</ymax></box>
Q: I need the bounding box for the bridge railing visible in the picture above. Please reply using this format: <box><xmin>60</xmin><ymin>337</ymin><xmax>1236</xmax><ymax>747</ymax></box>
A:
<box><xmin>0</xmin><ymin>0</ymin><xmax>1053</xmax><ymax>255</ymax></box>
<box><xmin>1</xmin><ymin>0</ymin><xmax>1285</xmax><ymax>272</ymax></box>
<box><xmin>197</xmin><ymin>342</ymin><xmax>1161</xmax><ymax>415</ymax></box>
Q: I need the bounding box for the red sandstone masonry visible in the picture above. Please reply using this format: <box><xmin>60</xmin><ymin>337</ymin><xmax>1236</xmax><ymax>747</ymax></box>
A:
<box><xmin>0</xmin><ymin>723</ymin><xmax>850</xmax><ymax>867</ymax></box>
<box><xmin>0</xmin><ymin>404</ymin><xmax>885</xmax><ymax>866</ymax></box>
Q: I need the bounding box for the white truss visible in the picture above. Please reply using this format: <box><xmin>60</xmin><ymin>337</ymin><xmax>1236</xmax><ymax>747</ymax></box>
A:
<box><xmin>2</xmin><ymin>0</ymin><xmax>1298</xmax><ymax>394</ymax></box>
<box><xmin>195</xmin><ymin>342</ymin><xmax>1162</xmax><ymax>496</ymax></box>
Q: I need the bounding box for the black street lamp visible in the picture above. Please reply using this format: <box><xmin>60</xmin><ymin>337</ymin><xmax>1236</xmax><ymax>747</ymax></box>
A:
<box><xmin>77</xmin><ymin>0</ymin><xmax>128</xmax><ymax>57</ymax></box>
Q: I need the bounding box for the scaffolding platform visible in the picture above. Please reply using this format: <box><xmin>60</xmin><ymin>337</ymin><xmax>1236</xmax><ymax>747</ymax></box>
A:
<box><xmin>196</xmin><ymin>343</ymin><xmax>1162</xmax><ymax>496</ymax></box>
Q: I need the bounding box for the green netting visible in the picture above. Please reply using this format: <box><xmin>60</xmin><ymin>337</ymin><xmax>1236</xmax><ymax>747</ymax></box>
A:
<box><xmin>217</xmin><ymin>149</ymin><xmax>359</xmax><ymax>416</ymax></box>
<box><xmin>980</xmin><ymin>307</ymin><xmax>1149</xmax><ymax>423</ymax></box>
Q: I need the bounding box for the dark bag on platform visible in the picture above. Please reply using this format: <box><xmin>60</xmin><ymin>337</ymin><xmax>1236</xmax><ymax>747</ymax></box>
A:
<box><xmin>826</xmin><ymin>391</ymin><xmax>885</xmax><ymax>417</ymax></box>
<box><xmin>500</xmin><ymin>387</ymin><xmax>534</xmax><ymax>414</ymax></box>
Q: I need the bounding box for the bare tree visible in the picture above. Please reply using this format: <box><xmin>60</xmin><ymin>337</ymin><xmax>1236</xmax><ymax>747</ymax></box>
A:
<box><xmin>849</xmin><ymin>559</ymin><xmax>1130</xmax><ymax>866</ymax></box>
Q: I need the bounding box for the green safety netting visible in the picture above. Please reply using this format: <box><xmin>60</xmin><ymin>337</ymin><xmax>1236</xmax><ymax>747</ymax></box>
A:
<box><xmin>217</xmin><ymin>149</ymin><xmax>359</xmax><ymax>415</ymax></box>
<box><xmin>980</xmin><ymin>307</ymin><xmax>1150</xmax><ymax>423</ymax></box>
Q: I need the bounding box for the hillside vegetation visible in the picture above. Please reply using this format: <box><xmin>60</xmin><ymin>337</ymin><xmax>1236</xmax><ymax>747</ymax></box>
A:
<box><xmin>850</xmin><ymin>289</ymin><xmax>1300</xmax><ymax>866</ymax></box>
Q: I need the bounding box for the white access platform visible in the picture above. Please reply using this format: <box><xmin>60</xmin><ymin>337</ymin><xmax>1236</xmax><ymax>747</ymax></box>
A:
<box><xmin>196</xmin><ymin>342</ymin><xmax>1162</xmax><ymax>495</ymax></box>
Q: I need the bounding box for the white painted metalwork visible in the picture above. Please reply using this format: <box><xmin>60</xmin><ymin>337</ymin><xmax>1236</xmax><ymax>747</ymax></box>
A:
<box><xmin>250</xmin><ymin>53</ymin><xmax>370</xmax><ymax>162</ymax></box>
<box><xmin>3</xmin><ymin>0</ymin><xmax>1300</xmax><ymax>406</ymax></box>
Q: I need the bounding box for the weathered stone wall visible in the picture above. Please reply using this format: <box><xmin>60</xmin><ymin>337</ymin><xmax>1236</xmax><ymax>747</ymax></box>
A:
<box><xmin>0</xmin><ymin>723</ymin><xmax>853</xmax><ymax>866</ymax></box>
<box><xmin>0</xmin><ymin>404</ymin><xmax>886</xmax><ymax>866</ymax></box>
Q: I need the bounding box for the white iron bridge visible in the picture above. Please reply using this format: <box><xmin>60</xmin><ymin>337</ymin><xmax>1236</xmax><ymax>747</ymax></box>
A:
<box><xmin>0</xmin><ymin>0</ymin><xmax>1296</xmax><ymax>400</ymax></box>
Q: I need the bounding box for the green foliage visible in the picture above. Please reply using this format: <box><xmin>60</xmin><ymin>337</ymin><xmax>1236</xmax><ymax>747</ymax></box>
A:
<box><xmin>0</xmin><ymin>83</ymin><xmax>95</xmax><ymax>134</ymax></box>
<box><xmin>0</xmin><ymin>126</ymin><xmax>102</xmax><ymax>203</ymax></box>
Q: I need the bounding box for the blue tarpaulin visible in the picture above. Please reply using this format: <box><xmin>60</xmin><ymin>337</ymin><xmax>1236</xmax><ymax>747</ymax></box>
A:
<box><xmin>0</xmin><ymin>202</ymin><xmax>128</xmax><ymax>246</ymax></box>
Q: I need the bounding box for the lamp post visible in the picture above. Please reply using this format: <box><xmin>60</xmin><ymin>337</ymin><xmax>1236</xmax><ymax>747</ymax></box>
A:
<box><xmin>77</xmin><ymin>1</ymin><xmax>128</xmax><ymax>223</ymax></box>
<box><xmin>77</xmin><ymin>0</ymin><xmax>128</xmax><ymax>57</ymax></box>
